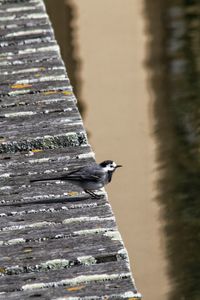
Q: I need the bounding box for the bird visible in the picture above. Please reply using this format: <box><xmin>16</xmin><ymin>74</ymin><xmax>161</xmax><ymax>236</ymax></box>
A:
<box><xmin>30</xmin><ymin>160</ymin><xmax>122</xmax><ymax>198</ymax></box>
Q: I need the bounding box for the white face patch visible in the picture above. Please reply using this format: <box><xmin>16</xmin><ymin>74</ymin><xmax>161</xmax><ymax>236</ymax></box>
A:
<box><xmin>103</xmin><ymin>161</ymin><xmax>117</xmax><ymax>172</ymax></box>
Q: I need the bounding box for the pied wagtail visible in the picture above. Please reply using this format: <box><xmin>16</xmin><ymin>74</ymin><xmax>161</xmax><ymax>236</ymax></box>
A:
<box><xmin>30</xmin><ymin>160</ymin><xmax>122</xmax><ymax>198</ymax></box>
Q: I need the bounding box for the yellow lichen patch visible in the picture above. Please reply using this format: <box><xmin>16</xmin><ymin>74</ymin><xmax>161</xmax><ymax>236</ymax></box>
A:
<box><xmin>42</xmin><ymin>91</ymin><xmax>58</xmax><ymax>95</ymax></box>
<box><xmin>31</xmin><ymin>149</ymin><xmax>43</xmax><ymax>153</ymax></box>
<box><xmin>66</xmin><ymin>285</ymin><xmax>85</xmax><ymax>292</ymax></box>
<box><xmin>0</xmin><ymin>137</ymin><xmax>6</xmax><ymax>142</ymax></box>
<box><xmin>11</xmin><ymin>84</ymin><xmax>32</xmax><ymax>89</ymax></box>
<box><xmin>62</xmin><ymin>91</ymin><xmax>73</xmax><ymax>95</ymax></box>
<box><xmin>68</xmin><ymin>191</ymin><xmax>79</xmax><ymax>196</ymax></box>
<box><xmin>34</xmin><ymin>73</ymin><xmax>41</xmax><ymax>77</ymax></box>
<box><xmin>40</xmin><ymin>67</ymin><xmax>46</xmax><ymax>71</ymax></box>
<box><xmin>23</xmin><ymin>248</ymin><xmax>33</xmax><ymax>253</ymax></box>
<box><xmin>0</xmin><ymin>267</ymin><xmax>6</xmax><ymax>274</ymax></box>
<box><xmin>42</xmin><ymin>90</ymin><xmax>73</xmax><ymax>96</ymax></box>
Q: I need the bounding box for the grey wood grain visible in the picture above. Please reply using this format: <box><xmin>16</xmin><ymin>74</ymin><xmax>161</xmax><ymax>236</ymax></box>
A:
<box><xmin>0</xmin><ymin>277</ymin><xmax>138</xmax><ymax>300</ymax></box>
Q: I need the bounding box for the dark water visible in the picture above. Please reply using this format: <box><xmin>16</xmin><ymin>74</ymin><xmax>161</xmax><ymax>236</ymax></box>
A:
<box><xmin>144</xmin><ymin>1</ymin><xmax>200</xmax><ymax>299</ymax></box>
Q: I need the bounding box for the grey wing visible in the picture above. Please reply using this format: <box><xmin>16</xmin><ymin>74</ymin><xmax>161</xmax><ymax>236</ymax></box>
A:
<box><xmin>65</xmin><ymin>164</ymin><xmax>105</xmax><ymax>181</ymax></box>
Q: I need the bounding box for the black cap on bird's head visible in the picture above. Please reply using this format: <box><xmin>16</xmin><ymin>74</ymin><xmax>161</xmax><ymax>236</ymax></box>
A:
<box><xmin>100</xmin><ymin>160</ymin><xmax>122</xmax><ymax>171</ymax></box>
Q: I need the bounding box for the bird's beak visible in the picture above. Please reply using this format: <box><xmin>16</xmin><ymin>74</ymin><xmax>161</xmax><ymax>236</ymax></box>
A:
<box><xmin>116</xmin><ymin>165</ymin><xmax>122</xmax><ymax>168</ymax></box>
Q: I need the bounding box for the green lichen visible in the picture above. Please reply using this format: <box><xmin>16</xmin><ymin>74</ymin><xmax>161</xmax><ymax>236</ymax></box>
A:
<box><xmin>40</xmin><ymin>259</ymin><xmax>70</xmax><ymax>270</ymax></box>
<box><xmin>0</xmin><ymin>132</ymin><xmax>87</xmax><ymax>154</ymax></box>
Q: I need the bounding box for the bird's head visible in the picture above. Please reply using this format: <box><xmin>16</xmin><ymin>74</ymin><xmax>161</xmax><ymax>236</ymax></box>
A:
<box><xmin>100</xmin><ymin>160</ymin><xmax>122</xmax><ymax>172</ymax></box>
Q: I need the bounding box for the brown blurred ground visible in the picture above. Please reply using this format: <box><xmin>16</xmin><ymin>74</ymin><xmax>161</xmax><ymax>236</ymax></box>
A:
<box><xmin>75</xmin><ymin>1</ymin><xmax>169</xmax><ymax>299</ymax></box>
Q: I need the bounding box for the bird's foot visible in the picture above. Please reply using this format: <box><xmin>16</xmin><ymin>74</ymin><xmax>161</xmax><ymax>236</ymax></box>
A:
<box><xmin>85</xmin><ymin>190</ymin><xmax>104</xmax><ymax>199</ymax></box>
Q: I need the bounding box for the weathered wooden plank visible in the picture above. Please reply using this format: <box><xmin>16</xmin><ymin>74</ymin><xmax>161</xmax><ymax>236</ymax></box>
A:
<box><xmin>0</xmin><ymin>67</ymin><xmax>65</xmax><ymax>84</ymax></box>
<box><xmin>0</xmin><ymin>66</ymin><xmax>65</xmax><ymax>81</ymax></box>
<box><xmin>0</xmin><ymin>131</ymin><xmax>87</xmax><ymax>153</ymax></box>
<box><xmin>0</xmin><ymin>8</ymin><xmax>46</xmax><ymax>21</ymax></box>
<box><xmin>0</xmin><ymin>261</ymin><xmax>132</xmax><ymax>292</ymax></box>
<box><xmin>0</xmin><ymin>135</ymin><xmax>87</xmax><ymax>153</ymax></box>
<box><xmin>0</xmin><ymin>103</ymin><xmax>74</xmax><ymax>118</ymax></box>
<box><xmin>0</xmin><ymin>52</ymin><xmax>61</xmax><ymax>68</ymax></box>
<box><xmin>0</xmin><ymin>199</ymin><xmax>109</xmax><ymax>222</ymax></box>
<box><xmin>0</xmin><ymin>201</ymin><xmax>112</xmax><ymax>226</ymax></box>
<box><xmin>0</xmin><ymin>54</ymin><xmax>63</xmax><ymax>68</ymax></box>
<box><xmin>0</xmin><ymin>277</ymin><xmax>139</xmax><ymax>300</ymax></box>
<box><xmin>0</xmin><ymin>0</ymin><xmax>41</xmax><ymax>6</ymax></box>
<box><xmin>0</xmin><ymin>0</ymin><xmax>140</xmax><ymax>298</ymax></box>
<box><xmin>0</xmin><ymin>146</ymin><xmax>92</xmax><ymax>178</ymax></box>
<box><xmin>0</xmin><ymin>24</ymin><xmax>52</xmax><ymax>37</ymax></box>
<box><xmin>0</xmin><ymin>204</ymin><xmax>114</xmax><ymax>233</ymax></box>
<box><xmin>0</xmin><ymin>215</ymin><xmax>114</xmax><ymax>242</ymax></box>
<box><xmin>0</xmin><ymin>33</ymin><xmax>54</xmax><ymax>48</ymax></box>
<box><xmin>0</xmin><ymin>86</ymin><xmax>71</xmax><ymax>100</ymax></box>
<box><xmin>0</xmin><ymin>19</ymin><xmax>50</xmax><ymax>30</ymax></box>
<box><xmin>0</xmin><ymin>40</ymin><xmax>58</xmax><ymax>55</ymax></box>
<box><xmin>0</xmin><ymin>110</ymin><xmax>81</xmax><ymax>132</ymax></box>
<box><xmin>0</xmin><ymin>15</ymin><xmax>49</xmax><ymax>27</ymax></box>
<box><xmin>0</xmin><ymin>233</ymin><xmax>123</xmax><ymax>272</ymax></box>
<box><xmin>0</xmin><ymin>145</ymin><xmax>92</xmax><ymax>165</ymax></box>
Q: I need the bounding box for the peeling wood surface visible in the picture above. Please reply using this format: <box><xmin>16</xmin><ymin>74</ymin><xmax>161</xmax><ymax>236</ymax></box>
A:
<box><xmin>0</xmin><ymin>0</ymin><xmax>141</xmax><ymax>298</ymax></box>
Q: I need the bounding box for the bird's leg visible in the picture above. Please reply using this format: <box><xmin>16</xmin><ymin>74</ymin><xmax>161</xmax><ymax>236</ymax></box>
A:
<box><xmin>84</xmin><ymin>190</ymin><xmax>103</xmax><ymax>199</ymax></box>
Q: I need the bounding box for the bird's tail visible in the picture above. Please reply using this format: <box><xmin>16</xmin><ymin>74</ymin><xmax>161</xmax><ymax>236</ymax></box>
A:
<box><xmin>30</xmin><ymin>176</ymin><xmax>64</xmax><ymax>183</ymax></box>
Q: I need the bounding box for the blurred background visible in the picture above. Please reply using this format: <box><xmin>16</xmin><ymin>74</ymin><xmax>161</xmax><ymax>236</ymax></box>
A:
<box><xmin>44</xmin><ymin>1</ymin><xmax>200</xmax><ymax>299</ymax></box>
